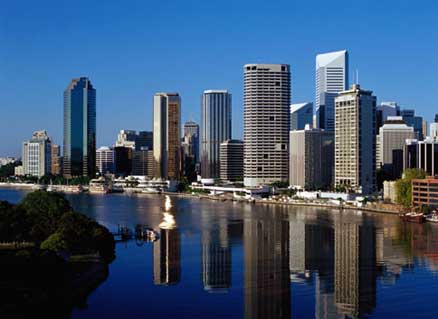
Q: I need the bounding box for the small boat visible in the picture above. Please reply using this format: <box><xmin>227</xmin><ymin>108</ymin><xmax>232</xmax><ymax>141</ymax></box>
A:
<box><xmin>135</xmin><ymin>225</ymin><xmax>159</xmax><ymax>242</ymax></box>
<box><xmin>426</xmin><ymin>210</ymin><xmax>438</xmax><ymax>223</ymax></box>
<box><xmin>400</xmin><ymin>212</ymin><xmax>425</xmax><ymax>223</ymax></box>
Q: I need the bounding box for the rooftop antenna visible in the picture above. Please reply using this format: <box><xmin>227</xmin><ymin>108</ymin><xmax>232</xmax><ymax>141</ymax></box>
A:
<box><xmin>356</xmin><ymin>69</ymin><xmax>359</xmax><ymax>84</ymax></box>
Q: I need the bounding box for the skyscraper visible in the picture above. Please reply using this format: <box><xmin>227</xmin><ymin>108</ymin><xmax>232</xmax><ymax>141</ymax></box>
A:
<box><xmin>290</xmin><ymin>102</ymin><xmax>313</xmax><ymax>131</ymax></box>
<box><xmin>315</xmin><ymin>50</ymin><xmax>348</xmax><ymax>132</ymax></box>
<box><xmin>201</xmin><ymin>90</ymin><xmax>232</xmax><ymax>182</ymax></box>
<box><xmin>289</xmin><ymin>126</ymin><xmax>334</xmax><ymax>189</ymax></box>
<box><xmin>377</xmin><ymin>116</ymin><xmax>415</xmax><ymax>178</ymax></box>
<box><xmin>50</xmin><ymin>143</ymin><xmax>61</xmax><ymax>175</ymax></box>
<box><xmin>153</xmin><ymin>93</ymin><xmax>181</xmax><ymax>180</ymax></box>
<box><xmin>244</xmin><ymin>64</ymin><xmax>291</xmax><ymax>187</ymax></box>
<box><xmin>63</xmin><ymin>77</ymin><xmax>96</xmax><ymax>178</ymax></box>
<box><xmin>182</xmin><ymin>120</ymin><xmax>200</xmax><ymax>181</ymax></box>
<box><xmin>376</xmin><ymin>102</ymin><xmax>400</xmax><ymax>130</ymax></box>
<box><xmin>22</xmin><ymin>130</ymin><xmax>52</xmax><ymax>177</ymax></box>
<box><xmin>400</xmin><ymin>109</ymin><xmax>423</xmax><ymax>140</ymax></box>
<box><xmin>96</xmin><ymin>146</ymin><xmax>114</xmax><ymax>175</ymax></box>
<box><xmin>334</xmin><ymin>84</ymin><xmax>376</xmax><ymax>194</ymax></box>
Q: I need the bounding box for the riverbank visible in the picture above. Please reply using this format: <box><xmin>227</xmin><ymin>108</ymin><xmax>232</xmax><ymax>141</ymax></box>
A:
<box><xmin>1</xmin><ymin>182</ymin><xmax>401</xmax><ymax>215</ymax></box>
<box><xmin>160</xmin><ymin>191</ymin><xmax>402</xmax><ymax>215</ymax></box>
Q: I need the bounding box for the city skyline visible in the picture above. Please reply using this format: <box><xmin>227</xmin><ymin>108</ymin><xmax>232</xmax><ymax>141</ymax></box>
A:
<box><xmin>2</xmin><ymin>0</ymin><xmax>438</xmax><ymax>156</ymax></box>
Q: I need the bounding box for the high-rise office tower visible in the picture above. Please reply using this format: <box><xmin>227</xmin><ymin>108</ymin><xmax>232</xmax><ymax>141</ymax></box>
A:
<box><xmin>289</xmin><ymin>125</ymin><xmax>334</xmax><ymax>189</ymax></box>
<box><xmin>400</xmin><ymin>109</ymin><xmax>423</xmax><ymax>140</ymax></box>
<box><xmin>403</xmin><ymin>137</ymin><xmax>438</xmax><ymax>176</ymax></box>
<box><xmin>243</xmin><ymin>64</ymin><xmax>291</xmax><ymax>187</ymax></box>
<box><xmin>96</xmin><ymin>146</ymin><xmax>114</xmax><ymax>175</ymax></box>
<box><xmin>335</xmin><ymin>84</ymin><xmax>376</xmax><ymax>194</ymax></box>
<box><xmin>201</xmin><ymin>90</ymin><xmax>232</xmax><ymax>182</ymax></box>
<box><xmin>376</xmin><ymin>102</ymin><xmax>400</xmax><ymax>130</ymax></box>
<box><xmin>22</xmin><ymin>130</ymin><xmax>52</xmax><ymax>177</ymax></box>
<box><xmin>430</xmin><ymin>116</ymin><xmax>438</xmax><ymax>138</ymax></box>
<box><xmin>315</xmin><ymin>50</ymin><xmax>348</xmax><ymax>132</ymax></box>
<box><xmin>132</xmin><ymin>149</ymin><xmax>154</xmax><ymax>176</ymax></box>
<box><xmin>183</xmin><ymin>120</ymin><xmax>200</xmax><ymax>162</ymax></box>
<box><xmin>220</xmin><ymin>139</ymin><xmax>243</xmax><ymax>182</ymax></box>
<box><xmin>136</xmin><ymin>131</ymin><xmax>153</xmax><ymax>151</ymax></box>
<box><xmin>153</xmin><ymin>93</ymin><xmax>181</xmax><ymax>180</ymax></box>
<box><xmin>182</xmin><ymin>120</ymin><xmax>200</xmax><ymax>181</ymax></box>
<box><xmin>115</xmin><ymin>130</ymin><xmax>137</xmax><ymax>149</ymax></box>
<box><xmin>377</xmin><ymin>116</ymin><xmax>415</xmax><ymax>179</ymax></box>
<box><xmin>290</xmin><ymin>102</ymin><xmax>313</xmax><ymax>131</ymax></box>
<box><xmin>63</xmin><ymin>77</ymin><xmax>96</xmax><ymax>178</ymax></box>
<box><xmin>114</xmin><ymin>146</ymin><xmax>132</xmax><ymax>177</ymax></box>
<box><xmin>50</xmin><ymin>143</ymin><xmax>61</xmax><ymax>175</ymax></box>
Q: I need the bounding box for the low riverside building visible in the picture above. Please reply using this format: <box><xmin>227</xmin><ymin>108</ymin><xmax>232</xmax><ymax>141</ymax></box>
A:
<box><xmin>220</xmin><ymin>139</ymin><xmax>243</xmax><ymax>182</ymax></box>
<box><xmin>383</xmin><ymin>181</ymin><xmax>397</xmax><ymax>203</ymax></box>
<box><xmin>412</xmin><ymin>177</ymin><xmax>438</xmax><ymax>208</ymax></box>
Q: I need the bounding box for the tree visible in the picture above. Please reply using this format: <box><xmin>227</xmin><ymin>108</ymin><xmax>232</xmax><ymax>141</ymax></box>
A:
<box><xmin>40</xmin><ymin>232</ymin><xmax>68</xmax><ymax>253</ymax></box>
<box><xmin>18</xmin><ymin>191</ymin><xmax>72</xmax><ymax>242</ymax></box>
<box><xmin>395</xmin><ymin>168</ymin><xmax>426</xmax><ymax>208</ymax></box>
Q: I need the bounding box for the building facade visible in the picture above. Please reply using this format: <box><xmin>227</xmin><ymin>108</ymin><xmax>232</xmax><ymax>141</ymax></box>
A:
<box><xmin>96</xmin><ymin>146</ymin><xmax>114</xmax><ymax>175</ymax></box>
<box><xmin>403</xmin><ymin>137</ymin><xmax>438</xmax><ymax>176</ymax></box>
<box><xmin>334</xmin><ymin>84</ymin><xmax>376</xmax><ymax>194</ymax></box>
<box><xmin>315</xmin><ymin>50</ymin><xmax>348</xmax><ymax>132</ymax></box>
<box><xmin>22</xmin><ymin>130</ymin><xmax>52</xmax><ymax>177</ymax></box>
<box><xmin>153</xmin><ymin>93</ymin><xmax>181</xmax><ymax>180</ymax></box>
<box><xmin>201</xmin><ymin>90</ymin><xmax>232</xmax><ymax>181</ymax></box>
<box><xmin>63</xmin><ymin>77</ymin><xmax>96</xmax><ymax>178</ymax></box>
<box><xmin>412</xmin><ymin>177</ymin><xmax>438</xmax><ymax>208</ymax></box>
<box><xmin>51</xmin><ymin>143</ymin><xmax>61</xmax><ymax>175</ymax></box>
<box><xmin>114</xmin><ymin>146</ymin><xmax>132</xmax><ymax>177</ymax></box>
<box><xmin>400</xmin><ymin>109</ymin><xmax>423</xmax><ymax>140</ymax></box>
<box><xmin>376</xmin><ymin>102</ymin><xmax>400</xmax><ymax>130</ymax></box>
<box><xmin>132</xmin><ymin>150</ymin><xmax>154</xmax><ymax>176</ymax></box>
<box><xmin>290</xmin><ymin>102</ymin><xmax>313</xmax><ymax>131</ymax></box>
<box><xmin>289</xmin><ymin>126</ymin><xmax>334</xmax><ymax>189</ymax></box>
<box><xmin>220</xmin><ymin>139</ymin><xmax>243</xmax><ymax>182</ymax></box>
<box><xmin>243</xmin><ymin>64</ymin><xmax>290</xmax><ymax>187</ymax></box>
<box><xmin>377</xmin><ymin>116</ymin><xmax>415</xmax><ymax>179</ymax></box>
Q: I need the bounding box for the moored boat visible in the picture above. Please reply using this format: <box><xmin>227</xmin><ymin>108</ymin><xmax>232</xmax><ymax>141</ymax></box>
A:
<box><xmin>400</xmin><ymin>212</ymin><xmax>425</xmax><ymax>223</ymax></box>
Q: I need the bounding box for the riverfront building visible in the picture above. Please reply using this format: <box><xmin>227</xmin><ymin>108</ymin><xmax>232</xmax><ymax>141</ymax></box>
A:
<box><xmin>289</xmin><ymin>126</ymin><xmax>334</xmax><ymax>189</ymax></box>
<box><xmin>334</xmin><ymin>84</ymin><xmax>376</xmax><ymax>194</ymax></box>
<box><xmin>201</xmin><ymin>90</ymin><xmax>232</xmax><ymax>182</ymax></box>
<box><xmin>22</xmin><ymin>130</ymin><xmax>52</xmax><ymax>177</ymax></box>
<box><xmin>377</xmin><ymin>116</ymin><xmax>415</xmax><ymax>179</ymax></box>
<box><xmin>51</xmin><ymin>143</ymin><xmax>61</xmax><ymax>175</ymax></box>
<box><xmin>220</xmin><ymin>139</ymin><xmax>243</xmax><ymax>182</ymax></box>
<box><xmin>132</xmin><ymin>150</ymin><xmax>154</xmax><ymax>177</ymax></box>
<box><xmin>153</xmin><ymin>93</ymin><xmax>181</xmax><ymax>180</ymax></box>
<box><xmin>403</xmin><ymin>137</ymin><xmax>438</xmax><ymax>176</ymax></box>
<box><xmin>243</xmin><ymin>64</ymin><xmax>290</xmax><ymax>187</ymax></box>
<box><xmin>412</xmin><ymin>177</ymin><xmax>438</xmax><ymax>208</ymax></box>
<box><xmin>315</xmin><ymin>50</ymin><xmax>349</xmax><ymax>132</ymax></box>
<box><xmin>96</xmin><ymin>146</ymin><xmax>114</xmax><ymax>175</ymax></box>
<box><xmin>290</xmin><ymin>102</ymin><xmax>313</xmax><ymax>131</ymax></box>
<box><xmin>63</xmin><ymin>77</ymin><xmax>96</xmax><ymax>178</ymax></box>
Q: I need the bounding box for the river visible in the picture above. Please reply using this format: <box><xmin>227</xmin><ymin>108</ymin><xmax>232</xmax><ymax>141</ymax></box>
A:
<box><xmin>1</xmin><ymin>188</ymin><xmax>438</xmax><ymax>319</ymax></box>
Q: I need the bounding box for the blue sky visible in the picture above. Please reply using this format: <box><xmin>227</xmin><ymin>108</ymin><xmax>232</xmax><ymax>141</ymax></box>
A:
<box><xmin>1</xmin><ymin>0</ymin><xmax>437</xmax><ymax>156</ymax></box>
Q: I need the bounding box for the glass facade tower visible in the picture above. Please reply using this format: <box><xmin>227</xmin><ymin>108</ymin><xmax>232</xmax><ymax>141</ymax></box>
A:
<box><xmin>63</xmin><ymin>77</ymin><xmax>96</xmax><ymax>178</ymax></box>
<box><xmin>201</xmin><ymin>90</ymin><xmax>232</xmax><ymax>180</ymax></box>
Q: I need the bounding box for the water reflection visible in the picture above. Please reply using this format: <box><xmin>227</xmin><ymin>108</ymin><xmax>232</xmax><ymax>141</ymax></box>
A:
<box><xmin>153</xmin><ymin>196</ymin><xmax>181</xmax><ymax>285</ymax></box>
<box><xmin>2</xmin><ymin>189</ymin><xmax>438</xmax><ymax>318</ymax></box>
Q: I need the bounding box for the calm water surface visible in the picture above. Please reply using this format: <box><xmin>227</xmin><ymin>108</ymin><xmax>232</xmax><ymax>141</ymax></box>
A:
<box><xmin>1</xmin><ymin>188</ymin><xmax>438</xmax><ymax>319</ymax></box>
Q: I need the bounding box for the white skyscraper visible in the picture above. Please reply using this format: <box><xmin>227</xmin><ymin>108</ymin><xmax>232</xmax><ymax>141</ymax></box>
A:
<box><xmin>335</xmin><ymin>84</ymin><xmax>376</xmax><ymax>195</ymax></box>
<box><xmin>243</xmin><ymin>64</ymin><xmax>291</xmax><ymax>187</ymax></box>
<box><xmin>315</xmin><ymin>50</ymin><xmax>348</xmax><ymax>132</ymax></box>
<box><xmin>22</xmin><ymin>130</ymin><xmax>52</xmax><ymax>177</ymax></box>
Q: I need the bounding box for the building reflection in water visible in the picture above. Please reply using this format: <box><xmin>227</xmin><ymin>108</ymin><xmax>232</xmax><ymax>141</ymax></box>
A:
<box><xmin>153</xmin><ymin>196</ymin><xmax>181</xmax><ymax>285</ymax></box>
<box><xmin>244</xmin><ymin>213</ymin><xmax>291</xmax><ymax>319</ymax></box>
<box><xmin>201</xmin><ymin>218</ymin><xmax>232</xmax><ymax>292</ymax></box>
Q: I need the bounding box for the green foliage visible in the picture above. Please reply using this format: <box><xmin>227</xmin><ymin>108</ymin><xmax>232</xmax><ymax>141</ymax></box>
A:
<box><xmin>40</xmin><ymin>232</ymin><xmax>68</xmax><ymax>252</ymax></box>
<box><xmin>270</xmin><ymin>181</ymin><xmax>289</xmax><ymax>189</ymax></box>
<box><xmin>0</xmin><ymin>162</ymin><xmax>20</xmax><ymax>178</ymax></box>
<box><xmin>395</xmin><ymin>168</ymin><xmax>426</xmax><ymax>207</ymax></box>
<box><xmin>0</xmin><ymin>191</ymin><xmax>115</xmax><ymax>261</ymax></box>
<box><xmin>177</xmin><ymin>177</ymin><xmax>190</xmax><ymax>192</ymax></box>
<box><xmin>18</xmin><ymin>191</ymin><xmax>71</xmax><ymax>242</ymax></box>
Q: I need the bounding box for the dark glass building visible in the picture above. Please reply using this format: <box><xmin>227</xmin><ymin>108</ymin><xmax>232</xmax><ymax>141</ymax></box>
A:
<box><xmin>63</xmin><ymin>77</ymin><xmax>96</xmax><ymax>178</ymax></box>
<box><xmin>201</xmin><ymin>90</ymin><xmax>232</xmax><ymax>181</ymax></box>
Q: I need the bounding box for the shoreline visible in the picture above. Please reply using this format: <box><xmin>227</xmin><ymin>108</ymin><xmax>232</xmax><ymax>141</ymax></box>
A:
<box><xmin>0</xmin><ymin>183</ymin><xmax>401</xmax><ymax>215</ymax></box>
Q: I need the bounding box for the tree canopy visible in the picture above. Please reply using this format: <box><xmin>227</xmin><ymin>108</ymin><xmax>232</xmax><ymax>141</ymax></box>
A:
<box><xmin>395</xmin><ymin>168</ymin><xmax>426</xmax><ymax>208</ymax></box>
